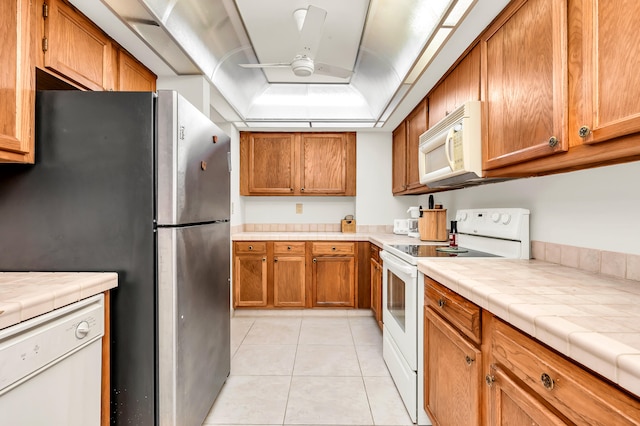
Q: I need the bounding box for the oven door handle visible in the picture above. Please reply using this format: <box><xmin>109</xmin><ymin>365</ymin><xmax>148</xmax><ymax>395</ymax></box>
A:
<box><xmin>380</xmin><ymin>251</ymin><xmax>417</xmax><ymax>277</ymax></box>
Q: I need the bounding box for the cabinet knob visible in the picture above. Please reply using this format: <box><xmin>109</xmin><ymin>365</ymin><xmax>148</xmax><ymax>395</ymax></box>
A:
<box><xmin>438</xmin><ymin>298</ymin><xmax>446</xmax><ymax>308</ymax></box>
<box><xmin>548</xmin><ymin>136</ymin><xmax>559</xmax><ymax>148</ymax></box>
<box><xmin>332</xmin><ymin>247</ymin><xmax>336</xmax><ymax>251</ymax></box>
<box><xmin>287</xmin><ymin>246</ymin><xmax>292</xmax><ymax>250</ymax></box>
<box><xmin>540</xmin><ymin>373</ymin><xmax>555</xmax><ymax>391</ymax></box>
<box><xmin>465</xmin><ymin>355</ymin><xmax>474</xmax><ymax>366</ymax></box>
<box><xmin>248</xmin><ymin>245</ymin><xmax>253</xmax><ymax>250</ymax></box>
<box><xmin>578</xmin><ymin>126</ymin><xmax>591</xmax><ymax>138</ymax></box>
<box><xmin>301</xmin><ymin>187</ymin><xmax>305</xmax><ymax>192</ymax></box>
<box><xmin>313</xmin><ymin>258</ymin><xmax>317</xmax><ymax>263</ymax></box>
<box><xmin>262</xmin><ymin>257</ymin><xmax>266</xmax><ymax>262</ymax></box>
<box><xmin>485</xmin><ymin>374</ymin><xmax>495</xmax><ymax>387</ymax></box>
<box><xmin>274</xmin><ymin>258</ymin><xmax>278</xmax><ymax>263</ymax></box>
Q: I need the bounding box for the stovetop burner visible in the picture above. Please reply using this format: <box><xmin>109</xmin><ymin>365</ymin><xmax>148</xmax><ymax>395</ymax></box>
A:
<box><xmin>389</xmin><ymin>244</ymin><xmax>499</xmax><ymax>258</ymax></box>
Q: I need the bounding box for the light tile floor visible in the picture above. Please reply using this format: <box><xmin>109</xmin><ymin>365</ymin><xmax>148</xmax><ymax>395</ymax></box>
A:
<box><xmin>202</xmin><ymin>310</ymin><xmax>413</xmax><ymax>426</ymax></box>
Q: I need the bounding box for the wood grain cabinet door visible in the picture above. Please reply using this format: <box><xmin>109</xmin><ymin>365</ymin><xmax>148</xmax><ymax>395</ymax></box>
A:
<box><xmin>424</xmin><ymin>307</ymin><xmax>482</xmax><ymax>426</ymax></box>
<box><xmin>481</xmin><ymin>0</ymin><xmax>568</xmax><ymax>170</ymax></box>
<box><xmin>233</xmin><ymin>254</ymin><xmax>267</xmax><ymax>307</ymax></box>
<box><xmin>311</xmin><ymin>256</ymin><xmax>355</xmax><ymax>307</ymax></box>
<box><xmin>405</xmin><ymin>100</ymin><xmax>428</xmax><ymax>191</ymax></box>
<box><xmin>44</xmin><ymin>0</ymin><xmax>113</xmax><ymax>91</ymax></box>
<box><xmin>392</xmin><ymin>121</ymin><xmax>408</xmax><ymax>194</ymax></box>
<box><xmin>273</xmin><ymin>255</ymin><xmax>306</xmax><ymax>307</ymax></box>
<box><xmin>0</xmin><ymin>0</ymin><xmax>35</xmax><ymax>162</ymax></box>
<box><xmin>117</xmin><ymin>49</ymin><xmax>156</xmax><ymax>92</ymax></box>
<box><xmin>240</xmin><ymin>133</ymin><xmax>297</xmax><ymax>195</ymax></box>
<box><xmin>571</xmin><ymin>0</ymin><xmax>640</xmax><ymax>145</ymax></box>
<box><xmin>300</xmin><ymin>133</ymin><xmax>354</xmax><ymax>195</ymax></box>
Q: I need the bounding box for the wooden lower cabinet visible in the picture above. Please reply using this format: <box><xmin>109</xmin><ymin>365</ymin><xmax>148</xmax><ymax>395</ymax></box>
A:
<box><xmin>310</xmin><ymin>242</ymin><xmax>356</xmax><ymax>308</ymax></box>
<box><xmin>273</xmin><ymin>242</ymin><xmax>306</xmax><ymax>307</ymax></box>
<box><xmin>424</xmin><ymin>288</ymin><xmax>482</xmax><ymax>426</ymax></box>
<box><xmin>233</xmin><ymin>252</ymin><xmax>268</xmax><ymax>307</ymax></box>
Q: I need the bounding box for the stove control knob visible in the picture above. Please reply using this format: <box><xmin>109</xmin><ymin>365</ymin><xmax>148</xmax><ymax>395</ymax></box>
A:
<box><xmin>458</xmin><ymin>212</ymin><xmax>468</xmax><ymax>222</ymax></box>
<box><xmin>491</xmin><ymin>213</ymin><xmax>500</xmax><ymax>223</ymax></box>
<box><xmin>501</xmin><ymin>213</ymin><xmax>511</xmax><ymax>225</ymax></box>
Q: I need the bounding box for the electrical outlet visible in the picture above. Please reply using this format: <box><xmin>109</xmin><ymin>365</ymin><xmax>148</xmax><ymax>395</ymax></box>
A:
<box><xmin>296</xmin><ymin>203</ymin><xmax>303</xmax><ymax>214</ymax></box>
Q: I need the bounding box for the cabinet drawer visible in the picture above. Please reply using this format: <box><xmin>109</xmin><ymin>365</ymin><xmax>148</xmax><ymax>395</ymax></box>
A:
<box><xmin>273</xmin><ymin>242</ymin><xmax>305</xmax><ymax>255</ymax></box>
<box><xmin>235</xmin><ymin>241</ymin><xmax>267</xmax><ymax>254</ymax></box>
<box><xmin>311</xmin><ymin>242</ymin><xmax>355</xmax><ymax>255</ymax></box>
<box><xmin>425</xmin><ymin>277</ymin><xmax>481</xmax><ymax>345</ymax></box>
<box><xmin>490</xmin><ymin>317</ymin><xmax>640</xmax><ymax>425</ymax></box>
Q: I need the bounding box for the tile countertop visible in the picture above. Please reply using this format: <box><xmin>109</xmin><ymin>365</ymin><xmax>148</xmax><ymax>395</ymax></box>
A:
<box><xmin>417</xmin><ymin>258</ymin><xmax>640</xmax><ymax>398</ymax></box>
<box><xmin>0</xmin><ymin>272</ymin><xmax>118</xmax><ymax>330</ymax></box>
<box><xmin>232</xmin><ymin>231</ymin><xmax>436</xmax><ymax>247</ymax></box>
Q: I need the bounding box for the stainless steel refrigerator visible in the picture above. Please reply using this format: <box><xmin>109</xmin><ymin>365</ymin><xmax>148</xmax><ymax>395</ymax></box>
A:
<box><xmin>0</xmin><ymin>90</ymin><xmax>231</xmax><ymax>425</ymax></box>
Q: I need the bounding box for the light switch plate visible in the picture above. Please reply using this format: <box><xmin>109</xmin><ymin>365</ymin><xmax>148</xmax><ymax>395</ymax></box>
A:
<box><xmin>296</xmin><ymin>203</ymin><xmax>303</xmax><ymax>214</ymax></box>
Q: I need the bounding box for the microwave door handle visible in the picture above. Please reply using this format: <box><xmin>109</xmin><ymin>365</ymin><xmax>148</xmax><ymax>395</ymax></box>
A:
<box><xmin>444</xmin><ymin>127</ymin><xmax>456</xmax><ymax>170</ymax></box>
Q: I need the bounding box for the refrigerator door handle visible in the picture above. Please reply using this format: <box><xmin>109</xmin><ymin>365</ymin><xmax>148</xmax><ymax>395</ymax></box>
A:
<box><xmin>227</xmin><ymin>152</ymin><xmax>232</xmax><ymax>172</ymax></box>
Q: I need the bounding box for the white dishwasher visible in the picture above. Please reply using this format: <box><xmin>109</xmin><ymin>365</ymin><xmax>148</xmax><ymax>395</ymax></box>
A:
<box><xmin>0</xmin><ymin>293</ymin><xmax>104</xmax><ymax>426</ymax></box>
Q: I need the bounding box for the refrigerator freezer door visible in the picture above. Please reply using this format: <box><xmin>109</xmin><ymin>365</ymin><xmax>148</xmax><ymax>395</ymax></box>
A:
<box><xmin>157</xmin><ymin>221</ymin><xmax>230</xmax><ymax>426</ymax></box>
<box><xmin>156</xmin><ymin>91</ymin><xmax>231</xmax><ymax>226</ymax></box>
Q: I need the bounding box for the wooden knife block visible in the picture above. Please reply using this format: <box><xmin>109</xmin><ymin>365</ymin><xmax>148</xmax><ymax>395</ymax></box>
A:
<box><xmin>419</xmin><ymin>209</ymin><xmax>448</xmax><ymax>241</ymax></box>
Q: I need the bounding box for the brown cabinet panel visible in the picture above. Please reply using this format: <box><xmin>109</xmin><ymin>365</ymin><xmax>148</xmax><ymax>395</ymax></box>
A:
<box><xmin>273</xmin><ymin>242</ymin><xmax>305</xmax><ymax>255</ymax></box>
<box><xmin>0</xmin><ymin>0</ymin><xmax>35</xmax><ymax>162</ymax></box>
<box><xmin>424</xmin><ymin>306</ymin><xmax>482</xmax><ymax>426</ymax></box>
<box><xmin>273</xmin><ymin>255</ymin><xmax>305</xmax><ymax>307</ymax></box>
<box><xmin>312</xmin><ymin>256</ymin><xmax>355</xmax><ymax>307</ymax></box>
<box><xmin>572</xmin><ymin>0</ymin><xmax>640</xmax><ymax>145</ymax></box>
<box><xmin>392</xmin><ymin>121</ymin><xmax>408</xmax><ymax>194</ymax></box>
<box><xmin>44</xmin><ymin>0</ymin><xmax>113</xmax><ymax>91</ymax></box>
<box><xmin>311</xmin><ymin>242</ymin><xmax>355</xmax><ymax>256</ymax></box>
<box><xmin>370</xmin><ymin>244</ymin><xmax>382</xmax><ymax>329</ymax></box>
<box><xmin>235</xmin><ymin>241</ymin><xmax>267</xmax><ymax>254</ymax></box>
<box><xmin>117</xmin><ymin>48</ymin><xmax>156</xmax><ymax>92</ymax></box>
<box><xmin>405</xmin><ymin>99</ymin><xmax>428</xmax><ymax>191</ymax></box>
<box><xmin>233</xmin><ymin>254</ymin><xmax>267</xmax><ymax>307</ymax></box>
<box><xmin>487</xmin><ymin>364</ymin><xmax>567</xmax><ymax>426</ymax></box>
<box><xmin>240</xmin><ymin>132</ymin><xmax>355</xmax><ymax>196</ymax></box>
<box><xmin>481</xmin><ymin>0</ymin><xmax>568</xmax><ymax>170</ymax></box>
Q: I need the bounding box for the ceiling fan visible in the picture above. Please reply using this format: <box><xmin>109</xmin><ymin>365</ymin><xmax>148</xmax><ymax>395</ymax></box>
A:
<box><xmin>239</xmin><ymin>5</ymin><xmax>353</xmax><ymax>79</ymax></box>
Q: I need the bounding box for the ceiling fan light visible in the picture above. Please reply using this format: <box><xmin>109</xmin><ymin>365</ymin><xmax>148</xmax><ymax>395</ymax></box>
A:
<box><xmin>291</xmin><ymin>56</ymin><xmax>314</xmax><ymax>77</ymax></box>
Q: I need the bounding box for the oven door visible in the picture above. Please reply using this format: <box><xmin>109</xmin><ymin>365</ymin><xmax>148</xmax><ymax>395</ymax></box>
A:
<box><xmin>381</xmin><ymin>250</ymin><xmax>418</xmax><ymax>370</ymax></box>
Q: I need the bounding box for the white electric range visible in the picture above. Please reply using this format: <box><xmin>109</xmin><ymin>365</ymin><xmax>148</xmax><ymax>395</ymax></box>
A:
<box><xmin>380</xmin><ymin>208</ymin><xmax>530</xmax><ymax>425</ymax></box>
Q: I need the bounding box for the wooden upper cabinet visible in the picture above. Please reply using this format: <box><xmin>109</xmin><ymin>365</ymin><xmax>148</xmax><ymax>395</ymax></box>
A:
<box><xmin>117</xmin><ymin>48</ymin><xmax>156</xmax><ymax>92</ymax></box>
<box><xmin>481</xmin><ymin>0</ymin><xmax>568</xmax><ymax>170</ymax></box>
<box><xmin>240</xmin><ymin>132</ymin><xmax>356</xmax><ymax>196</ymax></box>
<box><xmin>392</xmin><ymin>121</ymin><xmax>407</xmax><ymax>194</ymax></box>
<box><xmin>428</xmin><ymin>45</ymin><xmax>481</xmax><ymax>127</ymax></box>
<box><xmin>300</xmin><ymin>133</ymin><xmax>355</xmax><ymax>195</ymax></box>
<box><xmin>1</xmin><ymin>0</ymin><xmax>35</xmax><ymax>163</ymax></box>
<box><xmin>405</xmin><ymin>99</ymin><xmax>428</xmax><ymax>192</ymax></box>
<box><xmin>570</xmin><ymin>0</ymin><xmax>640</xmax><ymax>145</ymax></box>
<box><xmin>43</xmin><ymin>0</ymin><xmax>113</xmax><ymax>91</ymax></box>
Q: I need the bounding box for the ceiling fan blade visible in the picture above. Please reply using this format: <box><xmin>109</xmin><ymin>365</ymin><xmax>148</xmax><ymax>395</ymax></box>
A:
<box><xmin>314</xmin><ymin>62</ymin><xmax>353</xmax><ymax>79</ymax></box>
<box><xmin>239</xmin><ymin>63</ymin><xmax>291</xmax><ymax>69</ymax></box>
<box><xmin>298</xmin><ymin>5</ymin><xmax>326</xmax><ymax>59</ymax></box>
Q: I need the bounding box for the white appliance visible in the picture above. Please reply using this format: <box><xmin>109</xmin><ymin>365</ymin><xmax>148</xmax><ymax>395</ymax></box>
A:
<box><xmin>418</xmin><ymin>101</ymin><xmax>485</xmax><ymax>188</ymax></box>
<box><xmin>381</xmin><ymin>208</ymin><xmax>530</xmax><ymax>424</ymax></box>
<box><xmin>393</xmin><ymin>218</ymin><xmax>419</xmax><ymax>237</ymax></box>
<box><xmin>0</xmin><ymin>294</ymin><xmax>104</xmax><ymax>425</ymax></box>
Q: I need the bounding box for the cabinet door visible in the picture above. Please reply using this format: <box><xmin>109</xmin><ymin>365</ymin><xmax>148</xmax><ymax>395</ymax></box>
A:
<box><xmin>44</xmin><ymin>0</ymin><xmax>113</xmax><ymax>91</ymax></box>
<box><xmin>424</xmin><ymin>307</ymin><xmax>482</xmax><ymax>426</ymax></box>
<box><xmin>0</xmin><ymin>0</ymin><xmax>35</xmax><ymax>162</ymax></box>
<box><xmin>240</xmin><ymin>133</ymin><xmax>297</xmax><ymax>195</ymax></box>
<box><xmin>312</xmin><ymin>256</ymin><xmax>355</xmax><ymax>307</ymax></box>
<box><xmin>117</xmin><ymin>49</ymin><xmax>156</xmax><ymax>92</ymax></box>
<box><xmin>233</xmin><ymin>254</ymin><xmax>267</xmax><ymax>307</ymax></box>
<box><xmin>481</xmin><ymin>0</ymin><xmax>568</xmax><ymax>170</ymax></box>
<box><xmin>487</xmin><ymin>364</ymin><xmax>567</xmax><ymax>426</ymax></box>
<box><xmin>370</xmin><ymin>258</ymin><xmax>382</xmax><ymax>328</ymax></box>
<box><xmin>273</xmin><ymin>255</ymin><xmax>305</xmax><ymax>307</ymax></box>
<box><xmin>405</xmin><ymin>100</ymin><xmax>428</xmax><ymax>191</ymax></box>
<box><xmin>392</xmin><ymin>121</ymin><xmax>408</xmax><ymax>194</ymax></box>
<box><xmin>300</xmin><ymin>133</ymin><xmax>354</xmax><ymax>195</ymax></box>
<box><xmin>572</xmin><ymin>1</ymin><xmax>640</xmax><ymax>145</ymax></box>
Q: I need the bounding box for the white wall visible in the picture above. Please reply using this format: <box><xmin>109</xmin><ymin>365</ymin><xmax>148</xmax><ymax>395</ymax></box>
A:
<box><xmin>157</xmin><ymin>76</ymin><xmax>211</xmax><ymax>118</ymax></box>
<box><xmin>411</xmin><ymin>161</ymin><xmax>640</xmax><ymax>255</ymax></box>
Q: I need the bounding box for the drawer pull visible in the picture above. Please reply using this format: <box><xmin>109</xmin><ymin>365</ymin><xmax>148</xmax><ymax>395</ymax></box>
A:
<box><xmin>438</xmin><ymin>299</ymin><xmax>446</xmax><ymax>308</ymax></box>
<box><xmin>313</xmin><ymin>258</ymin><xmax>317</xmax><ymax>263</ymax></box>
<box><xmin>540</xmin><ymin>373</ymin><xmax>555</xmax><ymax>391</ymax></box>
<box><xmin>262</xmin><ymin>257</ymin><xmax>266</xmax><ymax>262</ymax></box>
<box><xmin>465</xmin><ymin>355</ymin><xmax>474</xmax><ymax>365</ymax></box>
<box><xmin>332</xmin><ymin>247</ymin><xmax>336</xmax><ymax>251</ymax></box>
<box><xmin>287</xmin><ymin>246</ymin><xmax>291</xmax><ymax>250</ymax></box>
<box><xmin>248</xmin><ymin>245</ymin><xmax>253</xmax><ymax>250</ymax></box>
<box><xmin>485</xmin><ymin>374</ymin><xmax>495</xmax><ymax>387</ymax></box>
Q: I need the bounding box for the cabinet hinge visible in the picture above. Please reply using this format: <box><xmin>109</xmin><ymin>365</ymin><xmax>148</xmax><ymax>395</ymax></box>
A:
<box><xmin>43</xmin><ymin>3</ymin><xmax>48</xmax><ymax>18</ymax></box>
<box><xmin>42</xmin><ymin>37</ymin><xmax>48</xmax><ymax>52</ymax></box>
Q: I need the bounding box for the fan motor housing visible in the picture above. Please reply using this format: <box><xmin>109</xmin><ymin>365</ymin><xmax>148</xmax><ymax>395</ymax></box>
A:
<box><xmin>291</xmin><ymin>56</ymin><xmax>314</xmax><ymax>77</ymax></box>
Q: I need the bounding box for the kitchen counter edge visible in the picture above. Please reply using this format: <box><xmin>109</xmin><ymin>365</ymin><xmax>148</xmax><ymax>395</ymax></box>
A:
<box><xmin>0</xmin><ymin>272</ymin><xmax>118</xmax><ymax>330</ymax></box>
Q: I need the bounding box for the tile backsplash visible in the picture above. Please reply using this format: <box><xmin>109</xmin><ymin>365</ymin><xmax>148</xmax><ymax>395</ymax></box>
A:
<box><xmin>532</xmin><ymin>241</ymin><xmax>640</xmax><ymax>282</ymax></box>
<box><xmin>239</xmin><ymin>223</ymin><xmax>393</xmax><ymax>233</ymax></box>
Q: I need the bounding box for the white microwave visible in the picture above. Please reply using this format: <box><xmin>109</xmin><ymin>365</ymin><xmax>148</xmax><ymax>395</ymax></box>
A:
<box><xmin>418</xmin><ymin>101</ymin><xmax>483</xmax><ymax>188</ymax></box>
